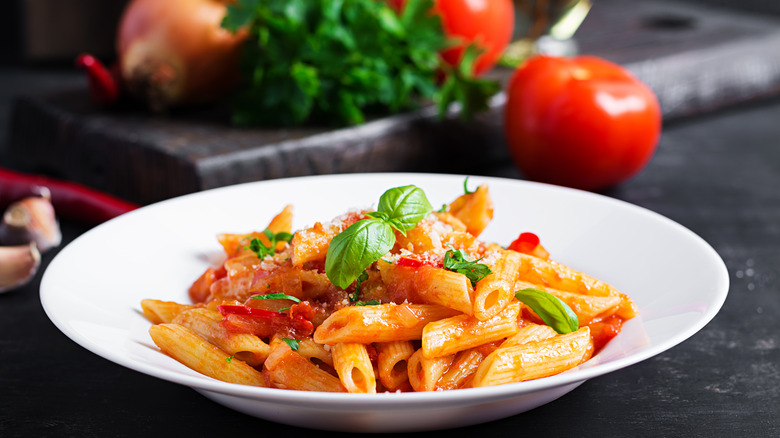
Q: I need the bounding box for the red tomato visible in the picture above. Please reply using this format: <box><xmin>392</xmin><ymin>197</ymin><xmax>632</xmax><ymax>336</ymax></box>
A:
<box><xmin>388</xmin><ymin>0</ymin><xmax>515</xmax><ymax>76</ymax></box>
<box><xmin>504</xmin><ymin>55</ymin><xmax>662</xmax><ymax>191</ymax></box>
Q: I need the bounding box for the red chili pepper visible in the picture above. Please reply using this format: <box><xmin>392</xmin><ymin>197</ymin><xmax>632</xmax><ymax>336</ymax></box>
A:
<box><xmin>0</xmin><ymin>167</ymin><xmax>139</xmax><ymax>225</ymax></box>
<box><xmin>75</xmin><ymin>53</ymin><xmax>121</xmax><ymax>106</ymax></box>
<box><xmin>508</xmin><ymin>232</ymin><xmax>541</xmax><ymax>254</ymax></box>
<box><xmin>217</xmin><ymin>304</ymin><xmax>314</xmax><ymax>339</ymax></box>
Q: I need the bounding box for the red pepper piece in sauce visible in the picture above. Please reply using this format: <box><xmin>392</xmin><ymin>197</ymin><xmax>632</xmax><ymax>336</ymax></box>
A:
<box><xmin>508</xmin><ymin>232</ymin><xmax>550</xmax><ymax>259</ymax></box>
<box><xmin>508</xmin><ymin>232</ymin><xmax>540</xmax><ymax>253</ymax></box>
<box><xmin>396</xmin><ymin>254</ymin><xmax>443</xmax><ymax>268</ymax></box>
<box><xmin>217</xmin><ymin>304</ymin><xmax>314</xmax><ymax>339</ymax></box>
<box><xmin>0</xmin><ymin>167</ymin><xmax>139</xmax><ymax>225</ymax></box>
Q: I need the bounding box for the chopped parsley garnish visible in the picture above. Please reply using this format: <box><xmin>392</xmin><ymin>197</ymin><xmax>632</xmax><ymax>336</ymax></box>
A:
<box><xmin>246</xmin><ymin>229</ymin><xmax>293</xmax><ymax>259</ymax></box>
<box><xmin>226</xmin><ymin>356</ymin><xmax>234</xmax><ymax>363</ymax></box>
<box><xmin>355</xmin><ymin>300</ymin><xmax>381</xmax><ymax>306</ymax></box>
<box><xmin>443</xmin><ymin>246</ymin><xmax>492</xmax><ymax>286</ymax></box>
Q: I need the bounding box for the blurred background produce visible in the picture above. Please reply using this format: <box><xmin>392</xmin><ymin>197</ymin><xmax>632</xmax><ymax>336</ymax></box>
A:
<box><xmin>2</xmin><ymin>0</ymin><xmax>780</xmax><ymax>207</ymax></box>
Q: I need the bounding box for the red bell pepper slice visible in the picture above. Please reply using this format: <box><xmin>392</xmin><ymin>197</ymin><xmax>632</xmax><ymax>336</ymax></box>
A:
<box><xmin>217</xmin><ymin>304</ymin><xmax>314</xmax><ymax>339</ymax></box>
<box><xmin>508</xmin><ymin>232</ymin><xmax>540</xmax><ymax>253</ymax></box>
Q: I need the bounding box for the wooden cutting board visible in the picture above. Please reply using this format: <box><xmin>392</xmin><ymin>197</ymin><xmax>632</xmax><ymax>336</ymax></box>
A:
<box><xmin>8</xmin><ymin>0</ymin><xmax>780</xmax><ymax>205</ymax></box>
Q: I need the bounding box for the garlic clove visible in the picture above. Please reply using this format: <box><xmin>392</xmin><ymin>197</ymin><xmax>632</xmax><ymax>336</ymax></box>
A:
<box><xmin>0</xmin><ymin>196</ymin><xmax>62</xmax><ymax>252</ymax></box>
<box><xmin>0</xmin><ymin>243</ymin><xmax>41</xmax><ymax>293</ymax></box>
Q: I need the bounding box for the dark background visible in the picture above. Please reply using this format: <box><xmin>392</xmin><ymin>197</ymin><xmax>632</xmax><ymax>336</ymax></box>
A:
<box><xmin>1</xmin><ymin>1</ymin><xmax>779</xmax><ymax>436</ymax></box>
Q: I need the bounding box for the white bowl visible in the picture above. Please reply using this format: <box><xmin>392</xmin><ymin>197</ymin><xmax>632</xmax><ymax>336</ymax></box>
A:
<box><xmin>40</xmin><ymin>173</ymin><xmax>729</xmax><ymax>433</ymax></box>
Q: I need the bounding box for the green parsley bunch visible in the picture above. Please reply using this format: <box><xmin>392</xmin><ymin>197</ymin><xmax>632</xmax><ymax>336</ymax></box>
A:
<box><xmin>222</xmin><ymin>0</ymin><xmax>500</xmax><ymax>126</ymax></box>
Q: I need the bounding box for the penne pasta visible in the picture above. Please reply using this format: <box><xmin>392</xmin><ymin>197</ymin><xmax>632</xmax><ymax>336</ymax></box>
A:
<box><xmin>149</xmin><ymin>323</ymin><xmax>266</xmax><ymax>387</ymax></box>
<box><xmin>471</xmin><ymin>327</ymin><xmax>593</xmax><ymax>387</ymax></box>
<box><xmin>314</xmin><ymin>304</ymin><xmax>460</xmax><ymax>345</ymax></box>
<box><xmin>376</xmin><ymin>341</ymin><xmax>415</xmax><ymax>391</ymax></box>
<box><xmin>473</xmin><ymin>249</ymin><xmax>522</xmax><ymax>321</ymax></box>
<box><xmin>141</xmin><ymin>299</ymin><xmax>196</xmax><ymax>324</ymax></box>
<box><xmin>422</xmin><ymin>302</ymin><xmax>521</xmax><ymax>359</ymax></box>
<box><xmin>407</xmin><ymin>348</ymin><xmax>455</xmax><ymax>392</ymax></box>
<box><xmin>263</xmin><ymin>341</ymin><xmax>345</xmax><ymax>392</ymax></box>
<box><xmin>447</xmin><ymin>184</ymin><xmax>493</xmax><ymax>237</ymax></box>
<box><xmin>143</xmin><ymin>183</ymin><xmax>636</xmax><ymax>393</ymax></box>
<box><xmin>172</xmin><ymin>308</ymin><xmax>270</xmax><ymax>367</ymax></box>
<box><xmin>413</xmin><ymin>265</ymin><xmax>474</xmax><ymax>315</ymax></box>
<box><xmin>331</xmin><ymin>343</ymin><xmax>377</xmax><ymax>393</ymax></box>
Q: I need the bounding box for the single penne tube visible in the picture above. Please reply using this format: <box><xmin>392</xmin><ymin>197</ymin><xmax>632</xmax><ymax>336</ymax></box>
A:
<box><xmin>266</xmin><ymin>204</ymin><xmax>294</xmax><ymax>235</ymax></box>
<box><xmin>514</xmin><ymin>280</ymin><xmax>623</xmax><ymax>325</ymax></box>
<box><xmin>407</xmin><ymin>348</ymin><xmax>455</xmax><ymax>392</ymax></box>
<box><xmin>172</xmin><ymin>308</ymin><xmax>270</xmax><ymax>367</ymax></box>
<box><xmin>422</xmin><ymin>302</ymin><xmax>521</xmax><ymax>359</ymax></box>
<box><xmin>500</xmin><ymin>323</ymin><xmax>557</xmax><ymax>348</ymax></box>
<box><xmin>141</xmin><ymin>299</ymin><xmax>196</xmax><ymax>324</ymax></box>
<box><xmin>313</xmin><ymin>303</ymin><xmax>460</xmax><ymax>345</ymax></box>
<box><xmin>447</xmin><ymin>184</ymin><xmax>494</xmax><ymax>237</ymax></box>
<box><xmin>291</xmin><ymin>211</ymin><xmax>363</xmax><ymax>267</ymax></box>
<box><xmin>148</xmin><ymin>323</ymin><xmax>266</xmax><ymax>387</ymax></box>
<box><xmin>331</xmin><ymin>343</ymin><xmax>377</xmax><ymax>393</ymax></box>
<box><xmin>394</xmin><ymin>217</ymin><xmax>444</xmax><ymax>253</ymax></box>
<box><xmin>514</xmin><ymin>253</ymin><xmax>631</xmax><ymax>304</ymax></box>
<box><xmin>263</xmin><ymin>341</ymin><xmax>345</xmax><ymax>392</ymax></box>
<box><xmin>296</xmin><ymin>338</ymin><xmax>334</xmax><ymax>368</ymax></box>
<box><xmin>470</xmin><ymin>327</ymin><xmax>593</xmax><ymax>387</ymax></box>
<box><xmin>435</xmin><ymin>348</ymin><xmax>487</xmax><ymax>391</ymax></box>
<box><xmin>414</xmin><ymin>265</ymin><xmax>474</xmax><ymax>315</ymax></box>
<box><xmin>376</xmin><ymin>340</ymin><xmax>415</xmax><ymax>391</ymax></box>
<box><xmin>473</xmin><ymin>250</ymin><xmax>522</xmax><ymax>321</ymax></box>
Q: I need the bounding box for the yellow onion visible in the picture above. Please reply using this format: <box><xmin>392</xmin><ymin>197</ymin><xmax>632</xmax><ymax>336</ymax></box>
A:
<box><xmin>116</xmin><ymin>0</ymin><xmax>247</xmax><ymax>111</ymax></box>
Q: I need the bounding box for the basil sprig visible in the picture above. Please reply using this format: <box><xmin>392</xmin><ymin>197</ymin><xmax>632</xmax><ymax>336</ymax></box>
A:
<box><xmin>326</xmin><ymin>185</ymin><xmax>433</xmax><ymax>289</ymax></box>
<box><xmin>515</xmin><ymin>288</ymin><xmax>579</xmax><ymax>334</ymax></box>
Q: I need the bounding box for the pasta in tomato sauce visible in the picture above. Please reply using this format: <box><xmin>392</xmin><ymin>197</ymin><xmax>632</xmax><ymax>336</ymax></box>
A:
<box><xmin>141</xmin><ymin>183</ymin><xmax>637</xmax><ymax>392</ymax></box>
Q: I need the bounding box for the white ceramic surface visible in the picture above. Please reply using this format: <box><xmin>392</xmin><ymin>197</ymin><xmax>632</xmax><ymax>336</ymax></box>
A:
<box><xmin>40</xmin><ymin>173</ymin><xmax>729</xmax><ymax>433</ymax></box>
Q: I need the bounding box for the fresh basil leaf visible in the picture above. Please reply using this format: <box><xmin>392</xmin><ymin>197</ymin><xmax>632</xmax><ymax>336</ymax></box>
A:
<box><xmin>282</xmin><ymin>338</ymin><xmax>300</xmax><ymax>351</ymax></box>
<box><xmin>515</xmin><ymin>288</ymin><xmax>579</xmax><ymax>334</ymax></box>
<box><xmin>250</xmin><ymin>293</ymin><xmax>301</xmax><ymax>302</ymax></box>
<box><xmin>325</xmin><ymin>219</ymin><xmax>394</xmax><ymax>289</ymax></box>
<box><xmin>376</xmin><ymin>185</ymin><xmax>433</xmax><ymax>233</ymax></box>
<box><xmin>443</xmin><ymin>248</ymin><xmax>493</xmax><ymax>287</ymax></box>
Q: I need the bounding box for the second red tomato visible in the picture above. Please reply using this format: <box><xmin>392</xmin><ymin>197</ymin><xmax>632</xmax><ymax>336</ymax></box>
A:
<box><xmin>389</xmin><ymin>0</ymin><xmax>515</xmax><ymax>76</ymax></box>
